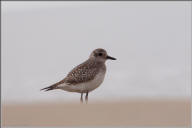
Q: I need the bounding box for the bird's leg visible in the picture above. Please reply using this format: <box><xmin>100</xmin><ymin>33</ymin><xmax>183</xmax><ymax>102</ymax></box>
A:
<box><xmin>80</xmin><ymin>93</ymin><xmax>83</xmax><ymax>103</ymax></box>
<box><xmin>85</xmin><ymin>91</ymin><xmax>89</xmax><ymax>104</ymax></box>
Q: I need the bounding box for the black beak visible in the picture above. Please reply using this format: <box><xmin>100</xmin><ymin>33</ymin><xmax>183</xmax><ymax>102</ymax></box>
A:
<box><xmin>106</xmin><ymin>55</ymin><xmax>116</xmax><ymax>60</ymax></box>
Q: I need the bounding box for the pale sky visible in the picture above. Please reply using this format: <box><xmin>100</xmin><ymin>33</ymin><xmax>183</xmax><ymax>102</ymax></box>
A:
<box><xmin>2</xmin><ymin>1</ymin><xmax>191</xmax><ymax>104</ymax></box>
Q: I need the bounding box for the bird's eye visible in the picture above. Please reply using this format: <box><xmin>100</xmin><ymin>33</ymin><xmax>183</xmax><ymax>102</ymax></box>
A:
<box><xmin>98</xmin><ymin>53</ymin><xmax>103</xmax><ymax>56</ymax></box>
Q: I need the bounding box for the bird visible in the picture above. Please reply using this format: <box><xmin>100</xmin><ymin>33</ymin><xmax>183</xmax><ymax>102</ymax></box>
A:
<box><xmin>41</xmin><ymin>48</ymin><xmax>116</xmax><ymax>103</ymax></box>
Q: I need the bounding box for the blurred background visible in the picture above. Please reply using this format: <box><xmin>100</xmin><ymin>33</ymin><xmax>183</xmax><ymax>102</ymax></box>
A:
<box><xmin>1</xmin><ymin>1</ymin><xmax>191</xmax><ymax>127</ymax></box>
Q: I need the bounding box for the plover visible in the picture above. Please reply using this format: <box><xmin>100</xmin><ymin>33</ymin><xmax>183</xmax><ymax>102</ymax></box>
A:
<box><xmin>41</xmin><ymin>48</ymin><xmax>116</xmax><ymax>103</ymax></box>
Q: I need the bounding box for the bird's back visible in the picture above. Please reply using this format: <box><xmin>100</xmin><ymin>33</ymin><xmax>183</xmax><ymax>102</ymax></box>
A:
<box><xmin>64</xmin><ymin>59</ymin><xmax>106</xmax><ymax>85</ymax></box>
<box><xmin>56</xmin><ymin>59</ymin><xmax>106</xmax><ymax>93</ymax></box>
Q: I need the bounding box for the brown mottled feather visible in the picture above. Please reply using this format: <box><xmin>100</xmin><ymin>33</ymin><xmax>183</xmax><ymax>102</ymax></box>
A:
<box><xmin>64</xmin><ymin>58</ymin><xmax>104</xmax><ymax>85</ymax></box>
<box><xmin>41</xmin><ymin>58</ymin><xmax>105</xmax><ymax>91</ymax></box>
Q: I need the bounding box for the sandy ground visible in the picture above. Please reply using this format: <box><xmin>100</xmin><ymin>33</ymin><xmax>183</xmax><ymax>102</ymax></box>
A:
<box><xmin>2</xmin><ymin>99</ymin><xmax>190</xmax><ymax>126</ymax></box>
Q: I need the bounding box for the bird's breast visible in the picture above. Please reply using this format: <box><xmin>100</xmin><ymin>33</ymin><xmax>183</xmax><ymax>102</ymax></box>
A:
<box><xmin>88</xmin><ymin>70</ymin><xmax>106</xmax><ymax>90</ymax></box>
<box><xmin>68</xmin><ymin>70</ymin><xmax>106</xmax><ymax>93</ymax></box>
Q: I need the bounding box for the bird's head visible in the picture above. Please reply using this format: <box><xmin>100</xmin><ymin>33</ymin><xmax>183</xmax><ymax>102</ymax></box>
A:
<box><xmin>89</xmin><ymin>48</ymin><xmax>116</xmax><ymax>62</ymax></box>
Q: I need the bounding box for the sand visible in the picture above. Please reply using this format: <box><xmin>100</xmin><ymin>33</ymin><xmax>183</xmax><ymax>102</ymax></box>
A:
<box><xmin>2</xmin><ymin>99</ymin><xmax>190</xmax><ymax>126</ymax></box>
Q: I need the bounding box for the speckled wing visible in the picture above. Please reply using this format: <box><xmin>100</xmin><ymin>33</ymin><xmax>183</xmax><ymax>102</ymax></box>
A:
<box><xmin>63</xmin><ymin>59</ymin><xmax>101</xmax><ymax>85</ymax></box>
<box><xmin>41</xmin><ymin>59</ymin><xmax>105</xmax><ymax>91</ymax></box>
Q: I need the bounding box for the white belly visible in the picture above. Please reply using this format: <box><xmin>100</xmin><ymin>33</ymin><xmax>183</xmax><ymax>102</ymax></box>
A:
<box><xmin>59</xmin><ymin>72</ymin><xmax>106</xmax><ymax>93</ymax></box>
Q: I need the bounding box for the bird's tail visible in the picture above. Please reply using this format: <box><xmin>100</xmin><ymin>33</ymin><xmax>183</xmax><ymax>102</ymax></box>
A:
<box><xmin>40</xmin><ymin>83</ymin><xmax>59</xmax><ymax>91</ymax></box>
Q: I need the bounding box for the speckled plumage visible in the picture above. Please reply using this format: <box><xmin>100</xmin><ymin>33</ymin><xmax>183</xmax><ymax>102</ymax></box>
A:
<box><xmin>64</xmin><ymin>59</ymin><xmax>106</xmax><ymax>85</ymax></box>
<box><xmin>41</xmin><ymin>48</ymin><xmax>116</xmax><ymax>103</ymax></box>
